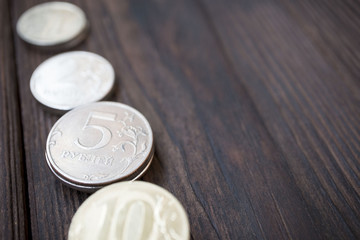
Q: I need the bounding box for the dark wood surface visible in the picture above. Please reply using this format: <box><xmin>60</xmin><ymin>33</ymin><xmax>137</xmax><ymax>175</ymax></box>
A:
<box><xmin>1</xmin><ymin>0</ymin><xmax>359</xmax><ymax>239</ymax></box>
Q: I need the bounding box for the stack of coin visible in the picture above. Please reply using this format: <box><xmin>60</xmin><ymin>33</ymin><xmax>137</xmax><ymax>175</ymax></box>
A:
<box><xmin>45</xmin><ymin>102</ymin><xmax>154</xmax><ymax>192</ymax></box>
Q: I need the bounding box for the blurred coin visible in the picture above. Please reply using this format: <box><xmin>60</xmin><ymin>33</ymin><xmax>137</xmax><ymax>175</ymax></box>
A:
<box><xmin>17</xmin><ymin>2</ymin><xmax>88</xmax><ymax>48</ymax></box>
<box><xmin>68</xmin><ymin>181</ymin><xmax>190</xmax><ymax>240</ymax></box>
<box><xmin>30</xmin><ymin>51</ymin><xmax>115</xmax><ymax>111</ymax></box>
<box><xmin>46</xmin><ymin>102</ymin><xmax>154</xmax><ymax>190</ymax></box>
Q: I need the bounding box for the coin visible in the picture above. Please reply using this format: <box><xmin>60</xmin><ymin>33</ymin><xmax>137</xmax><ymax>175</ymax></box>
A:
<box><xmin>17</xmin><ymin>2</ymin><xmax>88</xmax><ymax>48</ymax></box>
<box><xmin>46</xmin><ymin>102</ymin><xmax>154</xmax><ymax>190</ymax></box>
<box><xmin>30</xmin><ymin>51</ymin><xmax>115</xmax><ymax>111</ymax></box>
<box><xmin>68</xmin><ymin>181</ymin><xmax>190</xmax><ymax>240</ymax></box>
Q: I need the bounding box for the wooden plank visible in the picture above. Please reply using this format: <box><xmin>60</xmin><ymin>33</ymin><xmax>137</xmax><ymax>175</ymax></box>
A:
<box><xmin>10</xmin><ymin>0</ymin><xmax>359</xmax><ymax>239</ymax></box>
<box><xmin>278</xmin><ymin>0</ymin><xmax>360</xmax><ymax>92</ymax></box>
<box><xmin>0</xmin><ymin>0</ymin><xmax>28</xmax><ymax>239</ymax></box>
<box><xmin>196</xmin><ymin>0</ymin><xmax>360</xmax><ymax>238</ymax></box>
<box><xmin>102</xmin><ymin>1</ymin><xmax>323</xmax><ymax>239</ymax></box>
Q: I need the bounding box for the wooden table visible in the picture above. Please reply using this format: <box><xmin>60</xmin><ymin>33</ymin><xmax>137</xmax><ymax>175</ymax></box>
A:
<box><xmin>1</xmin><ymin>0</ymin><xmax>359</xmax><ymax>239</ymax></box>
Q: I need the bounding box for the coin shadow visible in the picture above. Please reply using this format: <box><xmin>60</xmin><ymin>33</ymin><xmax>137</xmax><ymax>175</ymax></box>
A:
<box><xmin>102</xmin><ymin>76</ymin><xmax>118</xmax><ymax>102</ymax></box>
<box><xmin>140</xmin><ymin>145</ymin><xmax>165</xmax><ymax>183</ymax></box>
<box><xmin>18</xmin><ymin>24</ymin><xmax>90</xmax><ymax>54</ymax></box>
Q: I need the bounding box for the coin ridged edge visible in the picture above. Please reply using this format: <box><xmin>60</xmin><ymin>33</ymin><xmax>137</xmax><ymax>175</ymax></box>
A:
<box><xmin>45</xmin><ymin>149</ymin><xmax>154</xmax><ymax>192</ymax></box>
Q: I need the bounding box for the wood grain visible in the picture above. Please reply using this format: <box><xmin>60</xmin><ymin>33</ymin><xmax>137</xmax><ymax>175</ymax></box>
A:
<box><xmin>2</xmin><ymin>0</ymin><xmax>359</xmax><ymax>239</ymax></box>
<box><xmin>197</xmin><ymin>0</ymin><xmax>360</xmax><ymax>238</ymax></box>
<box><xmin>0</xmin><ymin>0</ymin><xmax>28</xmax><ymax>239</ymax></box>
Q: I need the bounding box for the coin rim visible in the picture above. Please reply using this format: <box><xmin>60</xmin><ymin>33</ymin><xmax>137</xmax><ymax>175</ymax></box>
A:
<box><xmin>16</xmin><ymin>1</ymin><xmax>88</xmax><ymax>47</ymax></box>
<box><xmin>45</xmin><ymin>145</ymin><xmax>154</xmax><ymax>189</ymax></box>
<box><xmin>30</xmin><ymin>51</ymin><xmax>115</xmax><ymax>111</ymax></box>
<box><xmin>45</xmin><ymin>149</ymin><xmax>154</xmax><ymax>192</ymax></box>
<box><xmin>46</xmin><ymin>101</ymin><xmax>154</xmax><ymax>186</ymax></box>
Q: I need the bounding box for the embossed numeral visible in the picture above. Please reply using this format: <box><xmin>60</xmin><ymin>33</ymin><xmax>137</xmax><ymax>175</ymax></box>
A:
<box><xmin>75</xmin><ymin>112</ymin><xmax>116</xmax><ymax>150</ymax></box>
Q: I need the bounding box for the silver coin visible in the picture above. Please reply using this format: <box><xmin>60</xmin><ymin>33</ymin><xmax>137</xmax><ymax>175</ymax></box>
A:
<box><xmin>68</xmin><ymin>181</ymin><xmax>190</xmax><ymax>240</ymax></box>
<box><xmin>17</xmin><ymin>2</ymin><xmax>88</xmax><ymax>48</ymax></box>
<box><xmin>46</xmin><ymin>102</ymin><xmax>154</xmax><ymax>188</ymax></box>
<box><xmin>30</xmin><ymin>51</ymin><xmax>115</xmax><ymax>111</ymax></box>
